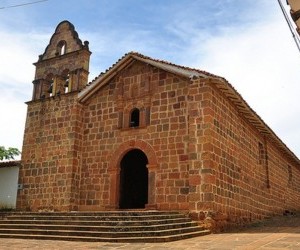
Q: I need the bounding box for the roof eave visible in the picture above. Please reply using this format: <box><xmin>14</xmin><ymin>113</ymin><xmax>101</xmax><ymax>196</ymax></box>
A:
<box><xmin>130</xmin><ymin>54</ymin><xmax>209</xmax><ymax>79</ymax></box>
<box><xmin>78</xmin><ymin>53</ymin><xmax>210</xmax><ymax>103</ymax></box>
<box><xmin>78</xmin><ymin>54</ymin><xmax>135</xmax><ymax>103</ymax></box>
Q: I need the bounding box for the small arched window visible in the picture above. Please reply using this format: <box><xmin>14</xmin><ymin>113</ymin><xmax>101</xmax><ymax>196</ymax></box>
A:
<box><xmin>57</xmin><ymin>40</ymin><xmax>67</xmax><ymax>55</ymax></box>
<box><xmin>130</xmin><ymin>108</ymin><xmax>140</xmax><ymax>127</ymax></box>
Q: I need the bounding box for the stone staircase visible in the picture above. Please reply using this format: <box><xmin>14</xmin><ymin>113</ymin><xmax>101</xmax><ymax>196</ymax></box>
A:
<box><xmin>0</xmin><ymin>211</ymin><xmax>210</xmax><ymax>242</ymax></box>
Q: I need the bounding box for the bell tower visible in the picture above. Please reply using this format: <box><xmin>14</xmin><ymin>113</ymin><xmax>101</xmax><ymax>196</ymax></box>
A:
<box><xmin>18</xmin><ymin>21</ymin><xmax>90</xmax><ymax>211</ymax></box>
<box><xmin>32</xmin><ymin>20</ymin><xmax>91</xmax><ymax>100</ymax></box>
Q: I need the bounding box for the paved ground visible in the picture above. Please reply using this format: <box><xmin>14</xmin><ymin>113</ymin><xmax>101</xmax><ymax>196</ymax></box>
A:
<box><xmin>0</xmin><ymin>215</ymin><xmax>299</xmax><ymax>250</ymax></box>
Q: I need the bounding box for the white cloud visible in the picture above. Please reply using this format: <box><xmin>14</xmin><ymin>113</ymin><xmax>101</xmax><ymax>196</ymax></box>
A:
<box><xmin>0</xmin><ymin>29</ymin><xmax>48</xmax><ymax>151</ymax></box>
<box><xmin>1</xmin><ymin>0</ymin><xmax>299</xmax><ymax>159</ymax></box>
<box><xmin>0</xmin><ymin>95</ymin><xmax>26</xmax><ymax>152</ymax></box>
<box><xmin>187</xmin><ymin>14</ymin><xmax>300</xmax><ymax>156</ymax></box>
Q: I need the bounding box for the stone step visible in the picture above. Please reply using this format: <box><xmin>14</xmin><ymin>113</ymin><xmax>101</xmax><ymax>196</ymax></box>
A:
<box><xmin>0</xmin><ymin>230</ymin><xmax>210</xmax><ymax>243</ymax></box>
<box><xmin>0</xmin><ymin>217</ymin><xmax>191</xmax><ymax>226</ymax></box>
<box><xmin>0</xmin><ymin>211</ymin><xmax>180</xmax><ymax>217</ymax></box>
<box><xmin>0</xmin><ymin>221</ymin><xmax>201</xmax><ymax>232</ymax></box>
<box><xmin>1</xmin><ymin>214</ymin><xmax>185</xmax><ymax>221</ymax></box>
<box><xmin>0</xmin><ymin>211</ymin><xmax>210</xmax><ymax>242</ymax></box>
<box><xmin>0</xmin><ymin>226</ymin><xmax>204</xmax><ymax>237</ymax></box>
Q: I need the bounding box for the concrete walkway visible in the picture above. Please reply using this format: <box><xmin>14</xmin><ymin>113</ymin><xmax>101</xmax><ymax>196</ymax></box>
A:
<box><xmin>0</xmin><ymin>215</ymin><xmax>299</xmax><ymax>249</ymax></box>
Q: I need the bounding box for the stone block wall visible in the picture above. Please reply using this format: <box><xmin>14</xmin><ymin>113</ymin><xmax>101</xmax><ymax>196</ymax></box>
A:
<box><xmin>18</xmin><ymin>93</ymin><xmax>83</xmax><ymax>211</ymax></box>
<box><xmin>188</xmin><ymin>78</ymin><xmax>300</xmax><ymax>229</ymax></box>
<box><xmin>79</xmin><ymin>61</ymin><xmax>190</xmax><ymax>211</ymax></box>
<box><xmin>187</xmin><ymin>78</ymin><xmax>215</xmax><ymax>218</ymax></box>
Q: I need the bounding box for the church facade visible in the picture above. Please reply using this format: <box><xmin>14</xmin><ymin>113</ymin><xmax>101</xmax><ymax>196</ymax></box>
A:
<box><xmin>17</xmin><ymin>21</ymin><xmax>300</xmax><ymax>228</ymax></box>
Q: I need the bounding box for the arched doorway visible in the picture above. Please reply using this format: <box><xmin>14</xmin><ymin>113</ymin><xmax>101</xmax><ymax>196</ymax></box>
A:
<box><xmin>119</xmin><ymin>149</ymin><xmax>148</xmax><ymax>209</ymax></box>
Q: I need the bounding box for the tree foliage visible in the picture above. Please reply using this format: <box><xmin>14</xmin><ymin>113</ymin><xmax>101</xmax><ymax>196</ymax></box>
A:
<box><xmin>0</xmin><ymin>146</ymin><xmax>21</xmax><ymax>161</ymax></box>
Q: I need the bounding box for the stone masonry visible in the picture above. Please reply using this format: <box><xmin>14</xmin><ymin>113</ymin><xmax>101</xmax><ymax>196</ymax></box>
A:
<box><xmin>17</xmin><ymin>20</ymin><xmax>300</xmax><ymax>230</ymax></box>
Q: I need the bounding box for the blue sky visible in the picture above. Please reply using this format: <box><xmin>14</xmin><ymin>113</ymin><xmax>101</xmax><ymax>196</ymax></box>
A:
<box><xmin>1</xmin><ymin>0</ymin><xmax>300</xmax><ymax>158</ymax></box>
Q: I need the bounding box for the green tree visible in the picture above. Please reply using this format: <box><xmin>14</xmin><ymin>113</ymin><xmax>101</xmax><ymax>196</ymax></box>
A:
<box><xmin>0</xmin><ymin>146</ymin><xmax>21</xmax><ymax>161</ymax></box>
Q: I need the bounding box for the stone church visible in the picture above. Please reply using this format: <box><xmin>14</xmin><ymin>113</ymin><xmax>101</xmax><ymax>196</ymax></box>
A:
<box><xmin>17</xmin><ymin>20</ymin><xmax>300</xmax><ymax>228</ymax></box>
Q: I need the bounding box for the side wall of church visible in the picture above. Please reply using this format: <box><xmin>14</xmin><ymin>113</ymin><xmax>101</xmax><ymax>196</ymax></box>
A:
<box><xmin>79</xmin><ymin>62</ymin><xmax>191</xmax><ymax>211</ymax></box>
<box><xmin>188</xmin><ymin>78</ymin><xmax>300</xmax><ymax>229</ymax></box>
<box><xmin>18</xmin><ymin>93</ymin><xmax>83</xmax><ymax>211</ymax></box>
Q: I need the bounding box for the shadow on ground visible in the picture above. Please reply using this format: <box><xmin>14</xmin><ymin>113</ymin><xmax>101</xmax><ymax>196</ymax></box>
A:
<box><xmin>224</xmin><ymin>213</ymin><xmax>300</xmax><ymax>234</ymax></box>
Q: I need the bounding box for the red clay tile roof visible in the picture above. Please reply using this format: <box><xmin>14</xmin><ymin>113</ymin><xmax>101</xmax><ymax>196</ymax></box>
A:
<box><xmin>86</xmin><ymin>51</ymin><xmax>219</xmax><ymax>85</ymax></box>
<box><xmin>79</xmin><ymin>52</ymin><xmax>220</xmax><ymax>100</ymax></box>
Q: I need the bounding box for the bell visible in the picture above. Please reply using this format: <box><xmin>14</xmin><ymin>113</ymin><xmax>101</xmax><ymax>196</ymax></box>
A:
<box><xmin>47</xmin><ymin>86</ymin><xmax>53</xmax><ymax>93</ymax></box>
<box><xmin>64</xmin><ymin>80</ymin><xmax>69</xmax><ymax>87</ymax></box>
